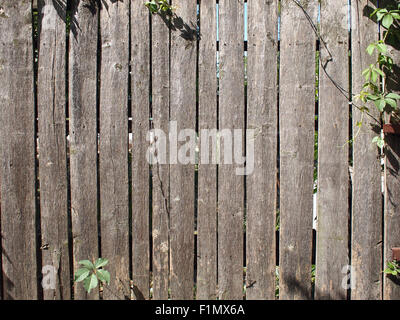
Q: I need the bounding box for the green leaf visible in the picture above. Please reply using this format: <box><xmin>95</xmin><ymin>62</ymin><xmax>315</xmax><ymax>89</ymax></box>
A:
<box><xmin>95</xmin><ymin>258</ymin><xmax>109</xmax><ymax>269</ymax></box>
<box><xmin>371</xmin><ymin>70</ymin><xmax>379</xmax><ymax>83</ymax></box>
<box><xmin>79</xmin><ymin>260</ymin><xmax>95</xmax><ymax>270</ymax></box>
<box><xmin>391</xmin><ymin>12</ymin><xmax>400</xmax><ymax>20</ymax></box>
<box><xmin>83</xmin><ymin>274</ymin><xmax>98</xmax><ymax>294</ymax></box>
<box><xmin>382</xmin><ymin>14</ymin><xmax>394</xmax><ymax>29</ymax></box>
<box><xmin>74</xmin><ymin>268</ymin><xmax>90</xmax><ymax>283</ymax></box>
<box><xmin>145</xmin><ymin>1</ymin><xmax>159</xmax><ymax>13</ymax></box>
<box><xmin>366</xmin><ymin>43</ymin><xmax>375</xmax><ymax>55</ymax></box>
<box><xmin>363</xmin><ymin>70</ymin><xmax>371</xmax><ymax>81</ymax></box>
<box><xmin>386</xmin><ymin>93</ymin><xmax>400</xmax><ymax>100</ymax></box>
<box><xmin>376</xmin><ymin>42</ymin><xmax>388</xmax><ymax>54</ymax></box>
<box><xmin>374</xmin><ymin>98</ymin><xmax>386</xmax><ymax>111</ymax></box>
<box><xmin>362</xmin><ymin>67</ymin><xmax>370</xmax><ymax>76</ymax></box>
<box><xmin>373</xmin><ymin>67</ymin><xmax>385</xmax><ymax>78</ymax></box>
<box><xmin>377</xmin><ymin>9</ymin><xmax>389</xmax><ymax>21</ymax></box>
<box><xmin>367</xmin><ymin>94</ymin><xmax>379</xmax><ymax>101</ymax></box>
<box><xmin>385</xmin><ymin>98</ymin><xmax>397</xmax><ymax>109</ymax></box>
<box><xmin>96</xmin><ymin>269</ymin><xmax>111</xmax><ymax>285</ymax></box>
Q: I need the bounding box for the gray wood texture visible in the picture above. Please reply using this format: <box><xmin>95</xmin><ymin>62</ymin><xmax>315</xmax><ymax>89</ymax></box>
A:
<box><xmin>151</xmin><ymin>11</ymin><xmax>170</xmax><ymax>300</ymax></box>
<box><xmin>246</xmin><ymin>0</ymin><xmax>278</xmax><ymax>300</ymax></box>
<box><xmin>169</xmin><ymin>0</ymin><xmax>197</xmax><ymax>300</ymax></box>
<box><xmin>218</xmin><ymin>0</ymin><xmax>245</xmax><ymax>300</ymax></box>
<box><xmin>383</xmin><ymin>10</ymin><xmax>400</xmax><ymax>300</ymax></box>
<box><xmin>316</xmin><ymin>0</ymin><xmax>350</xmax><ymax>300</ymax></box>
<box><xmin>99</xmin><ymin>0</ymin><xmax>130</xmax><ymax>300</ymax></box>
<box><xmin>351</xmin><ymin>0</ymin><xmax>382</xmax><ymax>300</ymax></box>
<box><xmin>68</xmin><ymin>0</ymin><xmax>99</xmax><ymax>300</ymax></box>
<box><xmin>279</xmin><ymin>0</ymin><xmax>317</xmax><ymax>300</ymax></box>
<box><xmin>37</xmin><ymin>0</ymin><xmax>71</xmax><ymax>300</ymax></box>
<box><xmin>131</xmin><ymin>0</ymin><xmax>150</xmax><ymax>301</ymax></box>
<box><xmin>197</xmin><ymin>0</ymin><xmax>218</xmax><ymax>300</ymax></box>
<box><xmin>0</xmin><ymin>0</ymin><xmax>38</xmax><ymax>300</ymax></box>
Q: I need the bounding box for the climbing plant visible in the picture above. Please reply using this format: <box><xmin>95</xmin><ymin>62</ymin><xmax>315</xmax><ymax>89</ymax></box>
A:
<box><xmin>356</xmin><ymin>4</ymin><xmax>400</xmax><ymax>147</ymax></box>
<box><xmin>145</xmin><ymin>0</ymin><xmax>175</xmax><ymax>15</ymax></box>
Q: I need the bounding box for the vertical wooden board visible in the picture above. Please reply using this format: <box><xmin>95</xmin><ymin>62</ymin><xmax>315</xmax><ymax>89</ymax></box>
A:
<box><xmin>169</xmin><ymin>0</ymin><xmax>197</xmax><ymax>300</ymax></box>
<box><xmin>37</xmin><ymin>0</ymin><xmax>71</xmax><ymax>300</ymax></box>
<box><xmin>151</xmin><ymin>12</ymin><xmax>170</xmax><ymax>300</ymax></box>
<box><xmin>69</xmin><ymin>0</ymin><xmax>99</xmax><ymax>300</ymax></box>
<box><xmin>384</xmin><ymin>134</ymin><xmax>400</xmax><ymax>300</ymax></box>
<box><xmin>131</xmin><ymin>1</ymin><xmax>150</xmax><ymax>301</ymax></box>
<box><xmin>279</xmin><ymin>0</ymin><xmax>317</xmax><ymax>300</ymax></box>
<box><xmin>383</xmin><ymin>15</ymin><xmax>400</xmax><ymax>301</ymax></box>
<box><xmin>351</xmin><ymin>0</ymin><xmax>382</xmax><ymax>300</ymax></box>
<box><xmin>0</xmin><ymin>0</ymin><xmax>37</xmax><ymax>300</ymax></box>
<box><xmin>218</xmin><ymin>0</ymin><xmax>245</xmax><ymax>300</ymax></box>
<box><xmin>197</xmin><ymin>0</ymin><xmax>217</xmax><ymax>300</ymax></box>
<box><xmin>316</xmin><ymin>0</ymin><xmax>350</xmax><ymax>300</ymax></box>
<box><xmin>99</xmin><ymin>0</ymin><xmax>130</xmax><ymax>300</ymax></box>
<box><xmin>246</xmin><ymin>0</ymin><xmax>278</xmax><ymax>300</ymax></box>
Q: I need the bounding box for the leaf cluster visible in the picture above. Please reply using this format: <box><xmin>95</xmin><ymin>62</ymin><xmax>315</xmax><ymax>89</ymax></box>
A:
<box><xmin>384</xmin><ymin>260</ymin><xmax>400</xmax><ymax>277</ymax></box>
<box><xmin>145</xmin><ymin>0</ymin><xmax>175</xmax><ymax>15</ymax></box>
<box><xmin>354</xmin><ymin>6</ymin><xmax>400</xmax><ymax>147</ymax></box>
<box><xmin>74</xmin><ymin>258</ymin><xmax>110</xmax><ymax>294</ymax></box>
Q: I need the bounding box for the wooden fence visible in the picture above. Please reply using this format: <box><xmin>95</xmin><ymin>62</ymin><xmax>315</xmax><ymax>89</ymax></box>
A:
<box><xmin>0</xmin><ymin>0</ymin><xmax>399</xmax><ymax>300</ymax></box>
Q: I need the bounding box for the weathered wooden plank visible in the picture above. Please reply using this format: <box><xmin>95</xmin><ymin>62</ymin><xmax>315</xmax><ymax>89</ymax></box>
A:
<box><xmin>131</xmin><ymin>1</ymin><xmax>151</xmax><ymax>301</ymax></box>
<box><xmin>351</xmin><ymin>0</ymin><xmax>382</xmax><ymax>300</ymax></box>
<box><xmin>169</xmin><ymin>0</ymin><xmax>197</xmax><ymax>300</ymax></box>
<box><xmin>99</xmin><ymin>0</ymin><xmax>130</xmax><ymax>300</ymax></box>
<box><xmin>383</xmin><ymin>10</ymin><xmax>400</xmax><ymax>301</ymax></box>
<box><xmin>279</xmin><ymin>0</ymin><xmax>317</xmax><ymax>300</ymax></box>
<box><xmin>68</xmin><ymin>0</ymin><xmax>99</xmax><ymax>300</ymax></box>
<box><xmin>218</xmin><ymin>0</ymin><xmax>245</xmax><ymax>300</ymax></box>
<box><xmin>384</xmin><ymin>132</ymin><xmax>400</xmax><ymax>300</ymax></box>
<box><xmin>151</xmin><ymin>11</ymin><xmax>170</xmax><ymax>301</ymax></box>
<box><xmin>0</xmin><ymin>0</ymin><xmax>37</xmax><ymax>300</ymax></box>
<box><xmin>316</xmin><ymin>0</ymin><xmax>350</xmax><ymax>300</ymax></box>
<box><xmin>37</xmin><ymin>0</ymin><xmax>71</xmax><ymax>300</ymax></box>
<box><xmin>246</xmin><ymin>0</ymin><xmax>278</xmax><ymax>300</ymax></box>
<box><xmin>196</xmin><ymin>0</ymin><xmax>218</xmax><ymax>300</ymax></box>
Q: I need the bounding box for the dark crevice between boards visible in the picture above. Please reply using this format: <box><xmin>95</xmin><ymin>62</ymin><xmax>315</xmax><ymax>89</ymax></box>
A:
<box><xmin>243</xmin><ymin>0</ymin><xmax>248</xmax><ymax>301</ymax></box>
<box><xmin>65</xmin><ymin>0</ymin><xmax>74</xmax><ymax>300</ymax></box>
<box><xmin>32</xmin><ymin>2</ymin><xmax>44</xmax><ymax>300</ymax></box>
<box><xmin>96</xmin><ymin>0</ymin><xmax>102</xmax><ymax>299</ymax></box>
<box><xmin>127</xmin><ymin>0</ymin><xmax>133</xmax><ymax>299</ymax></box>
<box><xmin>148</xmin><ymin>7</ymin><xmax>154</xmax><ymax>300</ymax></box>
<box><xmin>215</xmin><ymin>0</ymin><xmax>219</xmax><ymax>296</ymax></box>
<box><xmin>348</xmin><ymin>1</ymin><xmax>353</xmax><ymax>301</ymax></box>
<box><xmin>377</xmin><ymin>0</ymin><xmax>385</xmax><ymax>298</ymax></box>
<box><xmin>312</xmin><ymin>36</ymin><xmax>320</xmax><ymax>300</ymax></box>
<box><xmin>312</xmin><ymin>2</ymin><xmax>321</xmax><ymax>298</ymax></box>
<box><xmin>193</xmin><ymin>0</ymin><xmax>200</xmax><ymax>300</ymax></box>
<box><xmin>276</xmin><ymin>0</ymin><xmax>281</xmax><ymax>300</ymax></box>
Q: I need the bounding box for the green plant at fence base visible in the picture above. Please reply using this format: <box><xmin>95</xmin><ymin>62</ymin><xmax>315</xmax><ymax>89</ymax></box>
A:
<box><xmin>74</xmin><ymin>258</ymin><xmax>110</xmax><ymax>294</ymax></box>
<box><xmin>145</xmin><ymin>0</ymin><xmax>175</xmax><ymax>15</ymax></box>
<box><xmin>384</xmin><ymin>260</ymin><xmax>400</xmax><ymax>277</ymax></box>
<box><xmin>355</xmin><ymin>5</ymin><xmax>400</xmax><ymax>148</ymax></box>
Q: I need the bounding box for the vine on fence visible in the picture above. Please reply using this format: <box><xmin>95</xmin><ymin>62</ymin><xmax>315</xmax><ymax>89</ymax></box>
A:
<box><xmin>356</xmin><ymin>4</ymin><xmax>400</xmax><ymax>148</ymax></box>
<box><xmin>145</xmin><ymin>0</ymin><xmax>175</xmax><ymax>15</ymax></box>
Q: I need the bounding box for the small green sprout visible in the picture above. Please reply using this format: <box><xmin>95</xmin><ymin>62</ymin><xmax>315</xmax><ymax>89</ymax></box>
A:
<box><xmin>74</xmin><ymin>258</ymin><xmax>110</xmax><ymax>294</ymax></box>
<box><xmin>384</xmin><ymin>260</ymin><xmax>400</xmax><ymax>277</ymax></box>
